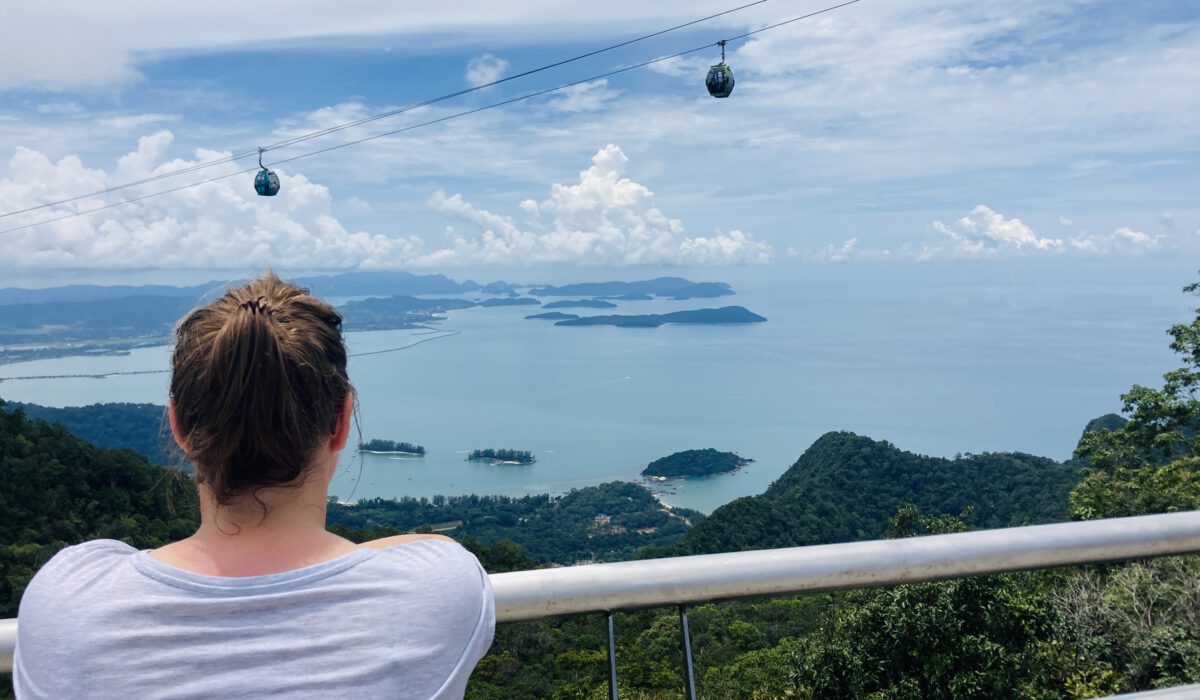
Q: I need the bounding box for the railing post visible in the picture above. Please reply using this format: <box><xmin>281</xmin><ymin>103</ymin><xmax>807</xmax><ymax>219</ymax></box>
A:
<box><xmin>679</xmin><ymin>605</ymin><xmax>697</xmax><ymax>700</ymax></box>
<box><xmin>605</xmin><ymin>611</ymin><xmax>619</xmax><ymax>700</ymax></box>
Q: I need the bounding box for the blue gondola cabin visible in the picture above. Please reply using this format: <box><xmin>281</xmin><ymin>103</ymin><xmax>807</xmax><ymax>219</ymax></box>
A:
<box><xmin>706</xmin><ymin>63</ymin><xmax>734</xmax><ymax>98</ymax></box>
<box><xmin>254</xmin><ymin>169</ymin><xmax>280</xmax><ymax>196</ymax></box>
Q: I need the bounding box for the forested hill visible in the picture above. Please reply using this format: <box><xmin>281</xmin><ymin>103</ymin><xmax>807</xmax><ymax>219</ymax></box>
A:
<box><xmin>9</xmin><ymin>402</ymin><xmax>170</xmax><ymax>464</ymax></box>
<box><xmin>678</xmin><ymin>431</ymin><xmax>1078</xmax><ymax>554</ymax></box>
<box><xmin>0</xmin><ymin>402</ymin><xmax>198</xmax><ymax>616</ymax></box>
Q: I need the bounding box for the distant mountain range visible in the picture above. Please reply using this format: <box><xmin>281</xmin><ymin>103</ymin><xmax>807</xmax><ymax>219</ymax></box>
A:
<box><xmin>0</xmin><ymin>270</ymin><xmax>494</xmax><ymax>306</ymax></box>
<box><xmin>0</xmin><ymin>272</ymin><xmax>744</xmax><ymax>364</ymax></box>
<box><xmin>0</xmin><ymin>272</ymin><xmax>731</xmax><ymax>306</ymax></box>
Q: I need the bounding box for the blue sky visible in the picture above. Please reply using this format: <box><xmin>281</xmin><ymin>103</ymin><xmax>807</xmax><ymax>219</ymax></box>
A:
<box><xmin>0</xmin><ymin>0</ymin><xmax>1196</xmax><ymax>278</ymax></box>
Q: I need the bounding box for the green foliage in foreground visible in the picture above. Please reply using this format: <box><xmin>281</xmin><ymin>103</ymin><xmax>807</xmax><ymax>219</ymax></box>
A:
<box><xmin>1070</xmin><ymin>279</ymin><xmax>1200</xmax><ymax>520</ymax></box>
<box><xmin>0</xmin><ymin>401</ymin><xmax>198</xmax><ymax>618</ymax></box>
<box><xmin>466</xmin><ymin>510</ymin><xmax>1200</xmax><ymax>699</ymax></box>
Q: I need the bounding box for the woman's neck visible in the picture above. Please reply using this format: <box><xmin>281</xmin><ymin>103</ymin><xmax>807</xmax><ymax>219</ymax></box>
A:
<box><xmin>152</xmin><ymin>479</ymin><xmax>357</xmax><ymax>577</ymax></box>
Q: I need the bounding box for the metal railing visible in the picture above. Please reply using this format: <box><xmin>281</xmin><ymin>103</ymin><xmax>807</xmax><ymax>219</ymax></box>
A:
<box><xmin>4</xmin><ymin>511</ymin><xmax>1200</xmax><ymax>697</ymax></box>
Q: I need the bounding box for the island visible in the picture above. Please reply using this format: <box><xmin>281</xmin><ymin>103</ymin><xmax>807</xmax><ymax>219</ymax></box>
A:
<box><xmin>528</xmin><ymin>277</ymin><xmax>734</xmax><ymax>300</ymax></box>
<box><xmin>555</xmin><ymin>306</ymin><xmax>766</xmax><ymax>328</ymax></box>
<box><xmin>477</xmin><ymin>281</ymin><xmax>517</xmax><ymax>294</ymax></box>
<box><xmin>641</xmin><ymin>448</ymin><xmax>752</xmax><ymax>478</ymax></box>
<box><xmin>525</xmin><ymin>312</ymin><xmax>580</xmax><ymax>321</ymax></box>
<box><xmin>542</xmin><ymin>299</ymin><xmax>617</xmax><ymax>309</ymax></box>
<box><xmin>599</xmin><ymin>293</ymin><xmax>653</xmax><ymax>301</ymax></box>
<box><xmin>467</xmin><ymin>448</ymin><xmax>536</xmax><ymax>465</ymax></box>
<box><xmin>478</xmin><ymin>297</ymin><xmax>542</xmax><ymax>307</ymax></box>
<box><xmin>338</xmin><ymin>295</ymin><xmax>476</xmax><ymax>331</ymax></box>
<box><xmin>358</xmin><ymin>439</ymin><xmax>426</xmax><ymax>456</ymax></box>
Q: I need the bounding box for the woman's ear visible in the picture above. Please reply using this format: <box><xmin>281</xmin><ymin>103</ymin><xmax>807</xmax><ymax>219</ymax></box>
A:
<box><xmin>329</xmin><ymin>392</ymin><xmax>354</xmax><ymax>452</ymax></box>
<box><xmin>167</xmin><ymin>400</ymin><xmax>191</xmax><ymax>453</ymax></box>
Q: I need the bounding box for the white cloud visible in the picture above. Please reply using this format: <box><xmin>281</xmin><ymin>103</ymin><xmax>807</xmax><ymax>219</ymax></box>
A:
<box><xmin>0</xmin><ymin>3</ymin><xmax>738</xmax><ymax>91</ymax></box>
<box><xmin>928</xmin><ymin>205</ymin><xmax>1063</xmax><ymax>258</ymax></box>
<box><xmin>0</xmin><ymin>132</ymin><xmax>420</xmax><ymax>269</ymax></box>
<box><xmin>918</xmin><ymin>206</ymin><xmax>1178</xmax><ymax>260</ymax></box>
<box><xmin>548</xmin><ymin>80</ymin><xmax>621</xmax><ymax>113</ymax></box>
<box><xmin>422</xmin><ymin>144</ymin><xmax>771</xmax><ymax>266</ymax></box>
<box><xmin>646</xmin><ymin>55</ymin><xmax>709</xmax><ymax>79</ymax></box>
<box><xmin>96</xmin><ymin>113</ymin><xmax>180</xmax><ymax>130</ymax></box>
<box><xmin>0</xmin><ymin>2</ymin><xmax>1194</xmax><ymax>253</ymax></box>
<box><xmin>811</xmin><ymin>238</ymin><xmax>859</xmax><ymax>263</ymax></box>
<box><xmin>36</xmin><ymin>101</ymin><xmax>83</xmax><ymax>115</ymax></box>
<box><xmin>0</xmin><ymin>137</ymin><xmax>766</xmax><ymax>269</ymax></box>
<box><xmin>0</xmin><ymin>4</ymin><xmax>139</xmax><ymax>90</ymax></box>
<box><xmin>1058</xmin><ymin>216</ymin><xmax>1074</xmax><ymax>226</ymax></box>
<box><xmin>796</xmin><ymin>240</ymin><xmax>892</xmax><ymax>264</ymax></box>
<box><xmin>1068</xmin><ymin>227</ymin><xmax>1163</xmax><ymax>255</ymax></box>
<box><xmin>465</xmin><ymin>54</ymin><xmax>509</xmax><ymax>88</ymax></box>
<box><xmin>345</xmin><ymin>196</ymin><xmax>372</xmax><ymax>213</ymax></box>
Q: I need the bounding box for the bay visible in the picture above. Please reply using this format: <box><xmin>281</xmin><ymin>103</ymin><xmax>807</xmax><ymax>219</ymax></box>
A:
<box><xmin>0</xmin><ymin>261</ymin><xmax>1190</xmax><ymax>513</ymax></box>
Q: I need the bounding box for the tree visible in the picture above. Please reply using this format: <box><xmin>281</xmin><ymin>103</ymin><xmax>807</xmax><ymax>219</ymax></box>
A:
<box><xmin>1059</xmin><ymin>275</ymin><xmax>1200</xmax><ymax>693</ymax></box>
<box><xmin>703</xmin><ymin>507</ymin><xmax>1074</xmax><ymax>699</ymax></box>
<box><xmin>1071</xmin><ymin>277</ymin><xmax>1200</xmax><ymax>519</ymax></box>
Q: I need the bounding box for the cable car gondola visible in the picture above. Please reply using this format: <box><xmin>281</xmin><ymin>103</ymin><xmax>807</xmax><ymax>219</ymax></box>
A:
<box><xmin>254</xmin><ymin>148</ymin><xmax>280</xmax><ymax>196</ymax></box>
<box><xmin>706</xmin><ymin>40</ymin><xmax>735</xmax><ymax>98</ymax></box>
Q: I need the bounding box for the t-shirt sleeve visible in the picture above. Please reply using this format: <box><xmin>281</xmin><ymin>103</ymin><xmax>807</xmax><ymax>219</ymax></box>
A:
<box><xmin>13</xmin><ymin>540</ymin><xmax>135</xmax><ymax>699</ymax></box>
<box><xmin>412</xmin><ymin>542</ymin><xmax>496</xmax><ymax>699</ymax></box>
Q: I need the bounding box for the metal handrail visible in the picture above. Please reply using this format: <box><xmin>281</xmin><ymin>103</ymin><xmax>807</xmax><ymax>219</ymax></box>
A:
<box><xmin>3</xmin><ymin>510</ymin><xmax>1200</xmax><ymax>689</ymax></box>
<box><xmin>490</xmin><ymin>510</ymin><xmax>1200</xmax><ymax>621</ymax></box>
<box><xmin>1097</xmin><ymin>685</ymin><xmax>1200</xmax><ymax>699</ymax></box>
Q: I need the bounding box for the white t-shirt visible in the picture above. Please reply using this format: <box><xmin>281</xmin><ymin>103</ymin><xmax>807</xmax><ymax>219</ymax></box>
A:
<box><xmin>14</xmin><ymin>538</ymin><xmax>495</xmax><ymax>699</ymax></box>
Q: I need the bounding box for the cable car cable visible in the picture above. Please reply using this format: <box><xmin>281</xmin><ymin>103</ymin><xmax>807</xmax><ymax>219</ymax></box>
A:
<box><xmin>0</xmin><ymin>0</ymin><xmax>861</xmax><ymax>236</ymax></box>
<box><xmin>2</xmin><ymin>46</ymin><xmax>727</xmax><ymax>234</ymax></box>
<box><xmin>722</xmin><ymin>0</ymin><xmax>857</xmax><ymax>43</ymax></box>
<box><xmin>257</xmin><ymin>0</ymin><xmax>776</xmax><ymax>153</ymax></box>
<box><xmin>0</xmin><ymin>0</ymin><xmax>775</xmax><ymax>220</ymax></box>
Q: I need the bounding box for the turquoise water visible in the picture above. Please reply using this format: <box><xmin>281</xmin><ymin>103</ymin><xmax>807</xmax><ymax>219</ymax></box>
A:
<box><xmin>0</xmin><ymin>262</ymin><xmax>1191</xmax><ymax>513</ymax></box>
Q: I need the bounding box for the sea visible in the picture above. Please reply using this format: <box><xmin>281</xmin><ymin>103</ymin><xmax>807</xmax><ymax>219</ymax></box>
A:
<box><xmin>0</xmin><ymin>260</ymin><xmax>1192</xmax><ymax>513</ymax></box>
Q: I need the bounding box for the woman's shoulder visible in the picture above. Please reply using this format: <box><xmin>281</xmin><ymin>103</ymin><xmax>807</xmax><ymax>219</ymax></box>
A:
<box><xmin>31</xmin><ymin>539</ymin><xmax>137</xmax><ymax>583</ymax></box>
<box><xmin>355</xmin><ymin>533</ymin><xmax>456</xmax><ymax>550</ymax></box>
<box><xmin>359</xmin><ymin>535</ymin><xmax>486</xmax><ymax>578</ymax></box>
<box><xmin>19</xmin><ymin>540</ymin><xmax>139</xmax><ymax>622</ymax></box>
<box><xmin>349</xmin><ymin>536</ymin><xmax>496</xmax><ymax>696</ymax></box>
<box><xmin>356</xmin><ymin>536</ymin><xmax>491</xmax><ymax>605</ymax></box>
<box><xmin>353</xmin><ymin>535</ymin><xmax>494</xmax><ymax>637</ymax></box>
<box><xmin>358</xmin><ymin>534</ymin><xmax>483</xmax><ymax>572</ymax></box>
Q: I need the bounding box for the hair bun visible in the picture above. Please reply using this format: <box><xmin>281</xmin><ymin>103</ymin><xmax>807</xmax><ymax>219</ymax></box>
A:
<box><xmin>239</xmin><ymin>296</ymin><xmax>274</xmax><ymax>316</ymax></box>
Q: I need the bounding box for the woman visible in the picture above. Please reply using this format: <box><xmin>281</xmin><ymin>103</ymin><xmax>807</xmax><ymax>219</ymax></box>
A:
<box><xmin>14</xmin><ymin>273</ymin><xmax>494</xmax><ymax>699</ymax></box>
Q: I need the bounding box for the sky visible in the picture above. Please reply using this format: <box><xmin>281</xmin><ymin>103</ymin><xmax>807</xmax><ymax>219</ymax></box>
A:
<box><xmin>0</xmin><ymin>0</ymin><xmax>1197</xmax><ymax>281</ymax></box>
